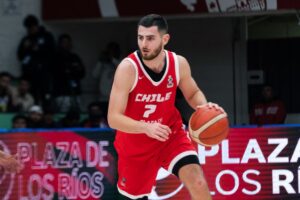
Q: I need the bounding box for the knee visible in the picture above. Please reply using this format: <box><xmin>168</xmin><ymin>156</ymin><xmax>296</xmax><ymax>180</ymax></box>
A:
<box><xmin>189</xmin><ymin>175</ymin><xmax>208</xmax><ymax>191</ymax></box>
<box><xmin>182</xmin><ymin>167</ymin><xmax>208</xmax><ymax>191</ymax></box>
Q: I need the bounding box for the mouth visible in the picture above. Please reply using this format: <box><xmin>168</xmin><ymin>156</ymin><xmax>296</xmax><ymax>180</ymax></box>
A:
<box><xmin>142</xmin><ymin>49</ymin><xmax>149</xmax><ymax>53</ymax></box>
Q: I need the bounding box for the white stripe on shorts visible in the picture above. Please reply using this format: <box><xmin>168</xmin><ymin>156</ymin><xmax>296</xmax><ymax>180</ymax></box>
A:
<box><xmin>118</xmin><ymin>186</ymin><xmax>151</xmax><ymax>199</ymax></box>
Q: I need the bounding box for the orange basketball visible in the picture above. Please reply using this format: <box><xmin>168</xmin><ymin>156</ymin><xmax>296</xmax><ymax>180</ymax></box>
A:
<box><xmin>188</xmin><ymin>104</ymin><xmax>229</xmax><ymax>146</ymax></box>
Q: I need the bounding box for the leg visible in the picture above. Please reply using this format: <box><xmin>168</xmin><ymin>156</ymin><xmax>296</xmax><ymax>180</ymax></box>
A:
<box><xmin>161</xmin><ymin>126</ymin><xmax>211</xmax><ymax>199</ymax></box>
<box><xmin>178</xmin><ymin>163</ymin><xmax>212</xmax><ymax>200</ymax></box>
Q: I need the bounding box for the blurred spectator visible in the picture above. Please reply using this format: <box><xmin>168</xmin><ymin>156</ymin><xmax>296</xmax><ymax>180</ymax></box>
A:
<box><xmin>43</xmin><ymin>108</ymin><xmax>59</xmax><ymax>128</ymax></box>
<box><xmin>250</xmin><ymin>85</ymin><xmax>286</xmax><ymax>126</ymax></box>
<box><xmin>27</xmin><ymin>105</ymin><xmax>44</xmax><ymax>128</ymax></box>
<box><xmin>11</xmin><ymin>78</ymin><xmax>34</xmax><ymax>112</ymax></box>
<box><xmin>17</xmin><ymin>14</ymin><xmax>55</xmax><ymax>106</ymax></box>
<box><xmin>0</xmin><ymin>72</ymin><xmax>17</xmax><ymax>112</ymax></box>
<box><xmin>81</xmin><ymin>101</ymin><xmax>108</xmax><ymax>128</ymax></box>
<box><xmin>58</xmin><ymin>110</ymin><xmax>81</xmax><ymax>128</ymax></box>
<box><xmin>12</xmin><ymin>114</ymin><xmax>28</xmax><ymax>128</ymax></box>
<box><xmin>53</xmin><ymin>34</ymin><xmax>85</xmax><ymax>112</ymax></box>
<box><xmin>93</xmin><ymin>42</ymin><xmax>121</xmax><ymax>114</ymax></box>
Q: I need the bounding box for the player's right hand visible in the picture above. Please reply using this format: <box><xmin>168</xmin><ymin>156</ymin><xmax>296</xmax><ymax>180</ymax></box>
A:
<box><xmin>144</xmin><ymin>123</ymin><xmax>171</xmax><ymax>142</ymax></box>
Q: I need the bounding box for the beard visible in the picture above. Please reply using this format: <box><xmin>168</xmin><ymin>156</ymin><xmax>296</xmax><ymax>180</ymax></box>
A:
<box><xmin>140</xmin><ymin>44</ymin><xmax>163</xmax><ymax>60</ymax></box>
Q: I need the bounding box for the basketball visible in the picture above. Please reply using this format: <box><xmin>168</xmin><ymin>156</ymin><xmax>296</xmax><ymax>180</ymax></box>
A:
<box><xmin>188</xmin><ymin>104</ymin><xmax>229</xmax><ymax>146</ymax></box>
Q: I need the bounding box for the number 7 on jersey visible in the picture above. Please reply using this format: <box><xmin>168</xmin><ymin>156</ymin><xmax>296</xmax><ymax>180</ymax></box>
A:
<box><xmin>143</xmin><ymin>104</ymin><xmax>157</xmax><ymax>118</ymax></box>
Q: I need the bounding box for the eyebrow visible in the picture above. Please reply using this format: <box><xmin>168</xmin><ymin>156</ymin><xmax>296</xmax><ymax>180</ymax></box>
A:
<box><xmin>138</xmin><ymin>34</ymin><xmax>156</xmax><ymax>38</ymax></box>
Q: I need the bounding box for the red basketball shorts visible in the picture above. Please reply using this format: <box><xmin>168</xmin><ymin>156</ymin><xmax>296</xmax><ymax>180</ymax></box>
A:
<box><xmin>114</xmin><ymin>126</ymin><xmax>198</xmax><ymax>199</ymax></box>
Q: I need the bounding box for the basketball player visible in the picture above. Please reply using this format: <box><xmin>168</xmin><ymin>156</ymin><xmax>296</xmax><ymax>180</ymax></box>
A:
<box><xmin>108</xmin><ymin>14</ymin><xmax>224</xmax><ymax>200</ymax></box>
<box><xmin>0</xmin><ymin>150</ymin><xmax>22</xmax><ymax>173</ymax></box>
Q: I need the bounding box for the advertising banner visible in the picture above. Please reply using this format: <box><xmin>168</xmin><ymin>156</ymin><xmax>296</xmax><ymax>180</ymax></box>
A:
<box><xmin>0</xmin><ymin>130</ymin><xmax>118</xmax><ymax>200</ymax></box>
<box><xmin>150</xmin><ymin>126</ymin><xmax>300</xmax><ymax>199</ymax></box>
<box><xmin>0</xmin><ymin>127</ymin><xmax>299</xmax><ymax>199</ymax></box>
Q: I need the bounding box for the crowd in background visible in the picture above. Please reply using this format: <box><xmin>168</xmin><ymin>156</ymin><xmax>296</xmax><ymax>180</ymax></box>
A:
<box><xmin>0</xmin><ymin>14</ymin><xmax>288</xmax><ymax>129</ymax></box>
<box><xmin>0</xmin><ymin>14</ymin><xmax>122</xmax><ymax>129</ymax></box>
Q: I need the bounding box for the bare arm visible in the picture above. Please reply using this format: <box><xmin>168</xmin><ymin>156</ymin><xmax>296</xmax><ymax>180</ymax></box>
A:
<box><xmin>107</xmin><ymin>59</ymin><xmax>171</xmax><ymax>141</ymax></box>
<box><xmin>178</xmin><ymin>55</ymin><xmax>207</xmax><ymax>110</ymax></box>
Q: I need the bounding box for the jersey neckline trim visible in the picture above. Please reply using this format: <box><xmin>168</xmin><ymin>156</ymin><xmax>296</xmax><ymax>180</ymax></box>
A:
<box><xmin>133</xmin><ymin>50</ymin><xmax>170</xmax><ymax>87</ymax></box>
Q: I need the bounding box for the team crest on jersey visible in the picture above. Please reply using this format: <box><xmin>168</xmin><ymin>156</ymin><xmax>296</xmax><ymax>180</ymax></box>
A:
<box><xmin>167</xmin><ymin>75</ymin><xmax>174</xmax><ymax>88</ymax></box>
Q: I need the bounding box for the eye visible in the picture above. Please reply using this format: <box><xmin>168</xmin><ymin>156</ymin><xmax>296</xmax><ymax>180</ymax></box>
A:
<box><xmin>147</xmin><ymin>36</ymin><xmax>154</xmax><ymax>41</ymax></box>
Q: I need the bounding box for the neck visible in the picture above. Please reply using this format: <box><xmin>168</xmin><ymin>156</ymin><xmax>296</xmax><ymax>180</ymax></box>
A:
<box><xmin>142</xmin><ymin>50</ymin><xmax>165</xmax><ymax>73</ymax></box>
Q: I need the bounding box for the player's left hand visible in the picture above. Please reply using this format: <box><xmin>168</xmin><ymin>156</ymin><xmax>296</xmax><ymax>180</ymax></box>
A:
<box><xmin>197</xmin><ymin>102</ymin><xmax>226</xmax><ymax>114</ymax></box>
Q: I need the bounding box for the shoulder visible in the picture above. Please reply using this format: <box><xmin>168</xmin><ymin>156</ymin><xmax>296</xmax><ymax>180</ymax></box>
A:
<box><xmin>175</xmin><ymin>54</ymin><xmax>191</xmax><ymax>77</ymax></box>
<box><xmin>111</xmin><ymin>58</ymin><xmax>137</xmax><ymax>92</ymax></box>
<box><xmin>114</xmin><ymin>58</ymin><xmax>137</xmax><ymax>84</ymax></box>
<box><xmin>272</xmin><ymin>99</ymin><xmax>286</xmax><ymax>107</ymax></box>
<box><xmin>175</xmin><ymin>54</ymin><xmax>190</xmax><ymax>67</ymax></box>
<box><xmin>116</xmin><ymin>58</ymin><xmax>136</xmax><ymax>75</ymax></box>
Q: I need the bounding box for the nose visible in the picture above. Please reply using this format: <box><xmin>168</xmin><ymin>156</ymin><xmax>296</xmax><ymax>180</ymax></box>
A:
<box><xmin>141</xmin><ymin>39</ymin><xmax>148</xmax><ymax>48</ymax></box>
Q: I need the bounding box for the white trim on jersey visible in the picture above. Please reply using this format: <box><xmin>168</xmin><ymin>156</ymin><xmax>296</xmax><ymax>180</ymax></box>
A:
<box><xmin>133</xmin><ymin>50</ymin><xmax>170</xmax><ymax>86</ymax></box>
<box><xmin>118</xmin><ymin>186</ymin><xmax>151</xmax><ymax>199</ymax></box>
<box><xmin>167</xmin><ymin>150</ymin><xmax>198</xmax><ymax>173</ymax></box>
<box><xmin>124</xmin><ymin>57</ymin><xmax>139</xmax><ymax>92</ymax></box>
<box><xmin>173</xmin><ymin>52</ymin><xmax>180</xmax><ymax>86</ymax></box>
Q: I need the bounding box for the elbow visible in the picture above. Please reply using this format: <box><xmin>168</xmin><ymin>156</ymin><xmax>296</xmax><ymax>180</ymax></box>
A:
<box><xmin>107</xmin><ymin>113</ymin><xmax>116</xmax><ymax>129</ymax></box>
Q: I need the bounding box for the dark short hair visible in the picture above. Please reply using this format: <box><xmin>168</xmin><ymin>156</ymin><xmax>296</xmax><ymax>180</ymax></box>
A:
<box><xmin>138</xmin><ymin>14</ymin><xmax>168</xmax><ymax>33</ymax></box>
<box><xmin>23</xmin><ymin>14</ymin><xmax>39</xmax><ymax>28</ymax></box>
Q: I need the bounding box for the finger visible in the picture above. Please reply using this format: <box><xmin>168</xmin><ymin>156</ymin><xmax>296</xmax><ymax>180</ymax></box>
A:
<box><xmin>155</xmin><ymin>130</ymin><xmax>169</xmax><ymax>141</ymax></box>
<box><xmin>155</xmin><ymin>134</ymin><xmax>167</xmax><ymax>142</ymax></box>
<box><xmin>207</xmin><ymin>102</ymin><xmax>212</xmax><ymax>107</ymax></box>
<box><xmin>209</xmin><ymin>102</ymin><xmax>219</xmax><ymax>109</ymax></box>
<box><xmin>153</xmin><ymin>128</ymin><xmax>169</xmax><ymax>140</ymax></box>
<box><xmin>160</xmin><ymin>125</ymin><xmax>171</xmax><ymax>134</ymax></box>
<box><xmin>160</xmin><ymin>127</ymin><xmax>171</xmax><ymax>135</ymax></box>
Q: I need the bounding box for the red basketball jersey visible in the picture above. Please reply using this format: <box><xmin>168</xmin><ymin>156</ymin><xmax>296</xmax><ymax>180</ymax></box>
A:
<box><xmin>114</xmin><ymin>50</ymin><xmax>183</xmax><ymax>157</ymax></box>
<box><xmin>126</xmin><ymin>50</ymin><xmax>180</xmax><ymax>127</ymax></box>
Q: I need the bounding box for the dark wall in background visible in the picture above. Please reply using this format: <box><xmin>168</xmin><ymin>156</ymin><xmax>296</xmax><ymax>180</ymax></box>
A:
<box><xmin>248</xmin><ymin>38</ymin><xmax>300</xmax><ymax>113</ymax></box>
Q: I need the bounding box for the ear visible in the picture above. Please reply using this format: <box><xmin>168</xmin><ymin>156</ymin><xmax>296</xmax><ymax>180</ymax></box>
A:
<box><xmin>162</xmin><ymin>33</ymin><xmax>170</xmax><ymax>46</ymax></box>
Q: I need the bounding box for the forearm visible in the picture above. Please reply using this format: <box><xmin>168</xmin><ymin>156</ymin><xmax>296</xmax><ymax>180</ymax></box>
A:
<box><xmin>108</xmin><ymin>113</ymin><xmax>147</xmax><ymax>134</ymax></box>
<box><xmin>186</xmin><ymin>90</ymin><xmax>207</xmax><ymax>110</ymax></box>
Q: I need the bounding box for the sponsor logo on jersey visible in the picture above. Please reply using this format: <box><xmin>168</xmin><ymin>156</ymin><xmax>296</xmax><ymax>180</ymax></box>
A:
<box><xmin>141</xmin><ymin>118</ymin><xmax>163</xmax><ymax>124</ymax></box>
